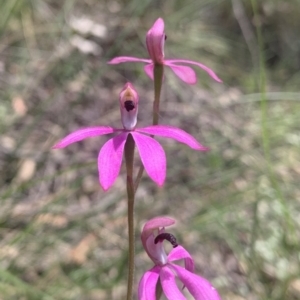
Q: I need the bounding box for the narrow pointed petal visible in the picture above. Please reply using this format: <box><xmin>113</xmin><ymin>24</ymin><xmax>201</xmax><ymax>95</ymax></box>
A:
<box><xmin>168</xmin><ymin>245</ymin><xmax>195</xmax><ymax>273</ymax></box>
<box><xmin>53</xmin><ymin>127</ymin><xmax>117</xmax><ymax>149</ymax></box>
<box><xmin>131</xmin><ymin>132</ymin><xmax>166</xmax><ymax>186</ymax></box>
<box><xmin>165</xmin><ymin>63</ymin><xmax>197</xmax><ymax>84</ymax></box>
<box><xmin>160</xmin><ymin>266</ymin><xmax>186</xmax><ymax>300</ymax></box>
<box><xmin>98</xmin><ymin>132</ymin><xmax>128</xmax><ymax>191</ymax></box>
<box><xmin>138</xmin><ymin>266</ymin><xmax>160</xmax><ymax>300</ymax></box>
<box><xmin>166</xmin><ymin>59</ymin><xmax>222</xmax><ymax>83</ymax></box>
<box><xmin>144</xmin><ymin>64</ymin><xmax>154</xmax><ymax>80</ymax></box>
<box><xmin>108</xmin><ymin>56</ymin><xmax>151</xmax><ymax>64</ymax></box>
<box><xmin>136</xmin><ymin>125</ymin><xmax>209</xmax><ymax>151</ymax></box>
<box><xmin>171</xmin><ymin>265</ymin><xmax>221</xmax><ymax>300</ymax></box>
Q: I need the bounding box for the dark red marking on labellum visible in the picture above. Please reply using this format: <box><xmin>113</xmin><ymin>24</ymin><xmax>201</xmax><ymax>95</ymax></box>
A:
<box><xmin>124</xmin><ymin>100</ymin><xmax>135</xmax><ymax>111</ymax></box>
<box><xmin>154</xmin><ymin>233</ymin><xmax>178</xmax><ymax>248</ymax></box>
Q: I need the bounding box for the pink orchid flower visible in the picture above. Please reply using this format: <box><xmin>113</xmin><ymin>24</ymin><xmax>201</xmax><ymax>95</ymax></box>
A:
<box><xmin>53</xmin><ymin>83</ymin><xmax>208</xmax><ymax>191</ymax></box>
<box><xmin>108</xmin><ymin>18</ymin><xmax>222</xmax><ymax>85</ymax></box>
<box><xmin>139</xmin><ymin>216</ymin><xmax>221</xmax><ymax>300</ymax></box>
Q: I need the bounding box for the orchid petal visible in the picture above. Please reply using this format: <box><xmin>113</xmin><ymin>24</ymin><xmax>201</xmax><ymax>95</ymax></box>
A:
<box><xmin>53</xmin><ymin>127</ymin><xmax>117</xmax><ymax>149</ymax></box>
<box><xmin>138</xmin><ymin>266</ymin><xmax>160</xmax><ymax>300</ymax></box>
<box><xmin>160</xmin><ymin>266</ymin><xmax>186</xmax><ymax>300</ymax></box>
<box><xmin>171</xmin><ymin>264</ymin><xmax>221</xmax><ymax>300</ymax></box>
<box><xmin>166</xmin><ymin>59</ymin><xmax>222</xmax><ymax>83</ymax></box>
<box><xmin>165</xmin><ymin>63</ymin><xmax>197</xmax><ymax>84</ymax></box>
<box><xmin>144</xmin><ymin>64</ymin><xmax>154</xmax><ymax>80</ymax></box>
<box><xmin>136</xmin><ymin>125</ymin><xmax>209</xmax><ymax>151</ymax></box>
<box><xmin>131</xmin><ymin>132</ymin><xmax>166</xmax><ymax>186</ymax></box>
<box><xmin>108</xmin><ymin>56</ymin><xmax>151</xmax><ymax>64</ymax></box>
<box><xmin>168</xmin><ymin>245</ymin><xmax>195</xmax><ymax>273</ymax></box>
<box><xmin>98</xmin><ymin>132</ymin><xmax>128</xmax><ymax>191</ymax></box>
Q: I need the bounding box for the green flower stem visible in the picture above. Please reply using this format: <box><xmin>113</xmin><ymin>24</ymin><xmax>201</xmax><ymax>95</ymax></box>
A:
<box><xmin>124</xmin><ymin>134</ymin><xmax>135</xmax><ymax>300</ymax></box>
<box><xmin>134</xmin><ymin>64</ymin><xmax>164</xmax><ymax>191</ymax></box>
<box><xmin>153</xmin><ymin>64</ymin><xmax>164</xmax><ymax>125</ymax></box>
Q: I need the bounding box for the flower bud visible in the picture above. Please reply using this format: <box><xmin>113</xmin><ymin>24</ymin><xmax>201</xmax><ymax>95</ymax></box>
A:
<box><xmin>119</xmin><ymin>82</ymin><xmax>139</xmax><ymax>130</ymax></box>
<box><xmin>146</xmin><ymin>18</ymin><xmax>165</xmax><ymax>64</ymax></box>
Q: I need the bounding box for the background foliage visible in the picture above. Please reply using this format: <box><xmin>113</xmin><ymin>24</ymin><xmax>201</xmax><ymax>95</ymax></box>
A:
<box><xmin>0</xmin><ymin>0</ymin><xmax>300</xmax><ymax>299</ymax></box>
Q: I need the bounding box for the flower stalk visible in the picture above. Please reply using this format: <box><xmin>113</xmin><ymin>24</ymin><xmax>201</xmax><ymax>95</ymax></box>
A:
<box><xmin>153</xmin><ymin>64</ymin><xmax>164</xmax><ymax>125</ymax></box>
<box><xmin>124</xmin><ymin>134</ymin><xmax>136</xmax><ymax>300</ymax></box>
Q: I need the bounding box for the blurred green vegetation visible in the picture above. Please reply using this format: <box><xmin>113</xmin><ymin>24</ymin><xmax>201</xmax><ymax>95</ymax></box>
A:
<box><xmin>0</xmin><ymin>0</ymin><xmax>300</xmax><ymax>299</ymax></box>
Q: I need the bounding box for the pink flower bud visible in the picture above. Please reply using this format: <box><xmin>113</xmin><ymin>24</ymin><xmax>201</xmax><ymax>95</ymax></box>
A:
<box><xmin>119</xmin><ymin>82</ymin><xmax>139</xmax><ymax>130</ymax></box>
<box><xmin>146</xmin><ymin>18</ymin><xmax>165</xmax><ymax>64</ymax></box>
